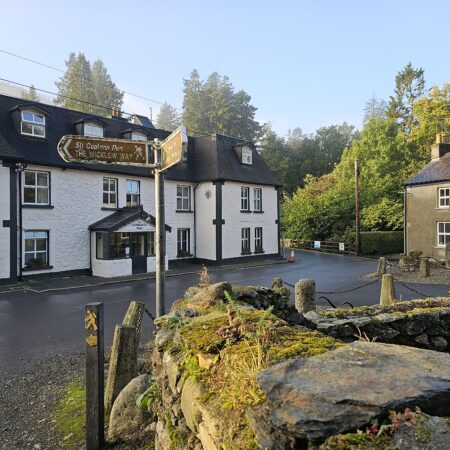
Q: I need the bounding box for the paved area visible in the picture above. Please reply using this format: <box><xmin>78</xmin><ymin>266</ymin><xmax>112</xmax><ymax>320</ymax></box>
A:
<box><xmin>0</xmin><ymin>250</ymin><xmax>448</xmax><ymax>372</ymax></box>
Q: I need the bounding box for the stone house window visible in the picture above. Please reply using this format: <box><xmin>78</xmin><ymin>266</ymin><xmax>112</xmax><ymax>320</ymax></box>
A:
<box><xmin>438</xmin><ymin>188</ymin><xmax>450</xmax><ymax>208</ymax></box>
<box><xmin>437</xmin><ymin>222</ymin><xmax>450</xmax><ymax>246</ymax></box>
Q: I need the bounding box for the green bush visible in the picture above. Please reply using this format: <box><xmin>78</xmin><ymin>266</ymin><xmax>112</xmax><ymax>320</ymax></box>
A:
<box><xmin>348</xmin><ymin>231</ymin><xmax>404</xmax><ymax>255</ymax></box>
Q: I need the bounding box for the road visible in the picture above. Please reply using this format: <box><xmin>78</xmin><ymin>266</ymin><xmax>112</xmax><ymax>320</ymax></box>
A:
<box><xmin>0</xmin><ymin>250</ymin><xmax>447</xmax><ymax>371</ymax></box>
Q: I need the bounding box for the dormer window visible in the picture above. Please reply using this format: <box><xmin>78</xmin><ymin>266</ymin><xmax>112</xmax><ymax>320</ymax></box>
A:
<box><xmin>131</xmin><ymin>131</ymin><xmax>147</xmax><ymax>141</ymax></box>
<box><xmin>241</xmin><ymin>146</ymin><xmax>253</xmax><ymax>165</ymax></box>
<box><xmin>84</xmin><ymin>122</ymin><xmax>104</xmax><ymax>138</ymax></box>
<box><xmin>21</xmin><ymin>110</ymin><xmax>45</xmax><ymax>137</ymax></box>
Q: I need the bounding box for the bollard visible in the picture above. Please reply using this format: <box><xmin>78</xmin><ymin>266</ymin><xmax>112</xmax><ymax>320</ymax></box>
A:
<box><xmin>419</xmin><ymin>257</ymin><xmax>430</xmax><ymax>278</ymax></box>
<box><xmin>398</xmin><ymin>254</ymin><xmax>406</xmax><ymax>269</ymax></box>
<box><xmin>272</xmin><ymin>278</ymin><xmax>284</xmax><ymax>289</ymax></box>
<box><xmin>85</xmin><ymin>303</ymin><xmax>104</xmax><ymax>450</ymax></box>
<box><xmin>104</xmin><ymin>325</ymin><xmax>138</xmax><ymax>413</ymax></box>
<box><xmin>380</xmin><ymin>274</ymin><xmax>395</xmax><ymax>307</ymax></box>
<box><xmin>377</xmin><ymin>257</ymin><xmax>386</xmax><ymax>277</ymax></box>
<box><xmin>295</xmin><ymin>279</ymin><xmax>316</xmax><ymax>313</ymax></box>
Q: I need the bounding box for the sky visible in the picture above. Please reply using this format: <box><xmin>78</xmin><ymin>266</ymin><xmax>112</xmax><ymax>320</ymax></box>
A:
<box><xmin>1</xmin><ymin>0</ymin><xmax>450</xmax><ymax>137</ymax></box>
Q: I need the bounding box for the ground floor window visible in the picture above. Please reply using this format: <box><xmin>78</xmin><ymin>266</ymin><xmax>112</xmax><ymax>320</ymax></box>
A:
<box><xmin>241</xmin><ymin>227</ymin><xmax>251</xmax><ymax>254</ymax></box>
<box><xmin>438</xmin><ymin>222</ymin><xmax>450</xmax><ymax>246</ymax></box>
<box><xmin>254</xmin><ymin>227</ymin><xmax>264</xmax><ymax>253</ymax></box>
<box><xmin>103</xmin><ymin>231</ymin><xmax>155</xmax><ymax>259</ymax></box>
<box><xmin>177</xmin><ymin>228</ymin><xmax>190</xmax><ymax>257</ymax></box>
<box><xmin>24</xmin><ymin>231</ymin><xmax>48</xmax><ymax>267</ymax></box>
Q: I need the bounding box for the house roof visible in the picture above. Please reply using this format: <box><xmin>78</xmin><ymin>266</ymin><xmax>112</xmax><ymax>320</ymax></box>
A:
<box><xmin>404</xmin><ymin>153</ymin><xmax>450</xmax><ymax>186</ymax></box>
<box><xmin>88</xmin><ymin>206</ymin><xmax>171</xmax><ymax>232</ymax></box>
<box><xmin>0</xmin><ymin>94</ymin><xmax>281</xmax><ymax>187</ymax></box>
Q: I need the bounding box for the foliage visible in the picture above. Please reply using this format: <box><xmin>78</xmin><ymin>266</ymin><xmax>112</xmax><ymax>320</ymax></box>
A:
<box><xmin>259</xmin><ymin>122</ymin><xmax>357</xmax><ymax>195</ymax></box>
<box><xmin>363</xmin><ymin>94</ymin><xmax>387</xmax><ymax>124</ymax></box>
<box><xmin>21</xmin><ymin>84</ymin><xmax>39</xmax><ymax>101</ymax></box>
<box><xmin>347</xmin><ymin>231</ymin><xmax>404</xmax><ymax>255</ymax></box>
<box><xmin>361</xmin><ymin>198</ymin><xmax>403</xmax><ymax>231</ymax></box>
<box><xmin>55</xmin><ymin>52</ymin><xmax>123</xmax><ymax>116</ymax></box>
<box><xmin>136</xmin><ymin>377</ymin><xmax>160</xmax><ymax>413</ymax></box>
<box><xmin>182</xmin><ymin>69</ymin><xmax>261</xmax><ymax>141</ymax></box>
<box><xmin>155</xmin><ymin>102</ymin><xmax>181</xmax><ymax>131</ymax></box>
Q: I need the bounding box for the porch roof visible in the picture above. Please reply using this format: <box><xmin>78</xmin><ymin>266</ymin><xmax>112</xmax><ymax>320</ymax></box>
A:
<box><xmin>88</xmin><ymin>206</ymin><xmax>171</xmax><ymax>232</ymax></box>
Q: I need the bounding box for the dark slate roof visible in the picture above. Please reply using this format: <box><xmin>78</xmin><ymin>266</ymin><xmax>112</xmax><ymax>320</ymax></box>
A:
<box><xmin>89</xmin><ymin>206</ymin><xmax>171</xmax><ymax>232</ymax></box>
<box><xmin>0</xmin><ymin>94</ymin><xmax>280</xmax><ymax>187</ymax></box>
<box><xmin>194</xmin><ymin>134</ymin><xmax>281</xmax><ymax>186</ymax></box>
<box><xmin>404</xmin><ymin>154</ymin><xmax>450</xmax><ymax>186</ymax></box>
<box><xmin>133</xmin><ymin>114</ymin><xmax>155</xmax><ymax>129</ymax></box>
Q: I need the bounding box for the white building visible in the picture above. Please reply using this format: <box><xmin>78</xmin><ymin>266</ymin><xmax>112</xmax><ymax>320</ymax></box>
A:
<box><xmin>0</xmin><ymin>95</ymin><xmax>282</xmax><ymax>284</ymax></box>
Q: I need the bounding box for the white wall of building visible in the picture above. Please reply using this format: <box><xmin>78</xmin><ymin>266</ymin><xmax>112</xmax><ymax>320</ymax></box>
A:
<box><xmin>0</xmin><ymin>163</ymin><xmax>10</xmax><ymax>279</ymax></box>
<box><xmin>221</xmin><ymin>182</ymin><xmax>278</xmax><ymax>259</ymax></box>
<box><xmin>21</xmin><ymin>165</ymin><xmax>195</xmax><ymax>277</ymax></box>
<box><xmin>195</xmin><ymin>182</ymin><xmax>216</xmax><ymax>260</ymax></box>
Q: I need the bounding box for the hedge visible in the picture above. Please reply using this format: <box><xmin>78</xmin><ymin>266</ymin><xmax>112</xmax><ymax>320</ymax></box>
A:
<box><xmin>348</xmin><ymin>231</ymin><xmax>404</xmax><ymax>255</ymax></box>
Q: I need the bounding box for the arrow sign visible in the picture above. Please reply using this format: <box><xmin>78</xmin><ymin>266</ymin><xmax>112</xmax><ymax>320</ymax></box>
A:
<box><xmin>57</xmin><ymin>135</ymin><xmax>152</xmax><ymax>167</ymax></box>
<box><xmin>160</xmin><ymin>126</ymin><xmax>188</xmax><ymax>171</ymax></box>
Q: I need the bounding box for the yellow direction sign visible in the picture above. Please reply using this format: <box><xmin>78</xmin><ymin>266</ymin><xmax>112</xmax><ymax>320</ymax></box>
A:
<box><xmin>160</xmin><ymin>126</ymin><xmax>188</xmax><ymax>171</ymax></box>
<box><xmin>57</xmin><ymin>135</ymin><xmax>151</xmax><ymax>166</ymax></box>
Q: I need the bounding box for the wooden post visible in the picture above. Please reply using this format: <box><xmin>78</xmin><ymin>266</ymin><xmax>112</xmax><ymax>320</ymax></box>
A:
<box><xmin>377</xmin><ymin>257</ymin><xmax>386</xmax><ymax>277</ymax></box>
<box><xmin>354</xmin><ymin>159</ymin><xmax>361</xmax><ymax>256</ymax></box>
<box><xmin>85</xmin><ymin>302</ymin><xmax>104</xmax><ymax>450</ymax></box>
<box><xmin>380</xmin><ymin>274</ymin><xmax>395</xmax><ymax>307</ymax></box>
<box><xmin>104</xmin><ymin>325</ymin><xmax>138</xmax><ymax>413</ymax></box>
<box><xmin>295</xmin><ymin>279</ymin><xmax>316</xmax><ymax>313</ymax></box>
<box><xmin>419</xmin><ymin>257</ymin><xmax>430</xmax><ymax>278</ymax></box>
<box><xmin>154</xmin><ymin>144</ymin><xmax>165</xmax><ymax>318</ymax></box>
<box><xmin>123</xmin><ymin>300</ymin><xmax>145</xmax><ymax>345</ymax></box>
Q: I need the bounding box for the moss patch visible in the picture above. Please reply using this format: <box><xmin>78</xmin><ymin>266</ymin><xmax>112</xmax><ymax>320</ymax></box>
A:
<box><xmin>53</xmin><ymin>381</ymin><xmax>86</xmax><ymax>450</ymax></box>
<box><xmin>310</xmin><ymin>432</ymin><xmax>391</xmax><ymax>449</ymax></box>
<box><xmin>318</xmin><ymin>297</ymin><xmax>450</xmax><ymax>319</ymax></box>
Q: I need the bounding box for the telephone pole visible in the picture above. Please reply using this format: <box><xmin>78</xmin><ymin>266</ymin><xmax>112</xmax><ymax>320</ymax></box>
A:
<box><xmin>354</xmin><ymin>159</ymin><xmax>361</xmax><ymax>256</ymax></box>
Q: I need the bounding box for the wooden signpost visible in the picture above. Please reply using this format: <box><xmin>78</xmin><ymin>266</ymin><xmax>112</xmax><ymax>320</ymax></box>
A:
<box><xmin>85</xmin><ymin>303</ymin><xmax>104</xmax><ymax>450</ymax></box>
<box><xmin>59</xmin><ymin>127</ymin><xmax>187</xmax><ymax>450</ymax></box>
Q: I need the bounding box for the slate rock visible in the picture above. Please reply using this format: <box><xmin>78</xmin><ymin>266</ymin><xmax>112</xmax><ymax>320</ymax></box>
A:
<box><xmin>391</xmin><ymin>414</ymin><xmax>450</xmax><ymax>450</ymax></box>
<box><xmin>257</xmin><ymin>341</ymin><xmax>450</xmax><ymax>443</ymax></box>
<box><xmin>108</xmin><ymin>374</ymin><xmax>152</xmax><ymax>440</ymax></box>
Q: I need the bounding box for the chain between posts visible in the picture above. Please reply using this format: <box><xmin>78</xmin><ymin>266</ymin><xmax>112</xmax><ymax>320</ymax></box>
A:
<box><xmin>144</xmin><ymin>307</ymin><xmax>156</xmax><ymax>322</ymax></box>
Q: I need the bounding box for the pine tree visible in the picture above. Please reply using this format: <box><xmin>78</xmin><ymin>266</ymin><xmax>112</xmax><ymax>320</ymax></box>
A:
<box><xmin>363</xmin><ymin>94</ymin><xmax>387</xmax><ymax>124</ymax></box>
<box><xmin>387</xmin><ymin>62</ymin><xmax>425</xmax><ymax>132</ymax></box>
<box><xmin>91</xmin><ymin>59</ymin><xmax>123</xmax><ymax>116</ymax></box>
<box><xmin>21</xmin><ymin>84</ymin><xmax>39</xmax><ymax>102</ymax></box>
<box><xmin>155</xmin><ymin>102</ymin><xmax>181</xmax><ymax>131</ymax></box>
<box><xmin>55</xmin><ymin>53</ymin><xmax>123</xmax><ymax>116</ymax></box>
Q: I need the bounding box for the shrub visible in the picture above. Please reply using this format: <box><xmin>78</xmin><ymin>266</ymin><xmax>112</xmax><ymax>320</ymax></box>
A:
<box><xmin>348</xmin><ymin>231</ymin><xmax>404</xmax><ymax>255</ymax></box>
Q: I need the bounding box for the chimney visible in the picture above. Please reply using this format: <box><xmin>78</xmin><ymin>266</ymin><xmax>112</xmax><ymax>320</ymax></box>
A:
<box><xmin>111</xmin><ymin>106</ymin><xmax>121</xmax><ymax>118</ymax></box>
<box><xmin>431</xmin><ymin>134</ymin><xmax>450</xmax><ymax>159</ymax></box>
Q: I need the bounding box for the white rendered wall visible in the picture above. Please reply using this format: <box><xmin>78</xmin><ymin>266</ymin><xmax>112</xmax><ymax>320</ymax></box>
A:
<box><xmin>21</xmin><ymin>165</ymin><xmax>195</xmax><ymax>277</ymax></box>
<box><xmin>0</xmin><ymin>164</ymin><xmax>10</xmax><ymax>280</ymax></box>
<box><xmin>194</xmin><ymin>182</ymin><xmax>216</xmax><ymax>260</ymax></box>
<box><xmin>221</xmin><ymin>182</ymin><xmax>278</xmax><ymax>259</ymax></box>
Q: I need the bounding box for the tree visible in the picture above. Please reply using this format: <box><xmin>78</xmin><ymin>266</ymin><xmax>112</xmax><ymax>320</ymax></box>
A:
<box><xmin>91</xmin><ymin>59</ymin><xmax>123</xmax><ymax>116</ymax></box>
<box><xmin>55</xmin><ymin>52</ymin><xmax>123</xmax><ymax>116</ymax></box>
<box><xmin>363</xmin><ymin>94</ymin><xmax>387</xmax><ymax>124</ymax></box>
<box><xmin>21</xmin><ymin>84</ymin><xmax>39</xmax><ymax>102</ymax></box>
<box><xmin>155</xmin><ymin>102</ymin><xmax>181</xmax><ymax>131</ymax></box>
<box><xmin>182</xmin><ymin>69</ymin><xmax>261</xmax><ymax>141</ymax></box>
<box><xmin>387</xmin><ymin>62</ymin><xmax>425</xmax><ymax>132</ymax></box>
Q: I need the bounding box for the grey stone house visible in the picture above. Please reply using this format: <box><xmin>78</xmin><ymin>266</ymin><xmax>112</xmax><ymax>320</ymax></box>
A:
<box><xmin>404</xmin><ymin>137</ymin><xmax>450</xmax><ymax>260</ymax></box>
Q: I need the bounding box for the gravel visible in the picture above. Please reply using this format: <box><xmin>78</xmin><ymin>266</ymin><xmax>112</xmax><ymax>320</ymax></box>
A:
<box><xmin>0</xmin><ymin>351</ymin><xmax>84</xmax><ymax>450</ymax></box>
<box><xmin>383</xmin><ymin>263</ymin><xmax>450</xmax><ymax>285</ymax></box>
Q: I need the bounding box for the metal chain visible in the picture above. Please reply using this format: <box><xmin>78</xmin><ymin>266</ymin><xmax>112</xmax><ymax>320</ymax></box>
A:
<box><xmin>394</xmin><ymin>279</ymin><xmax>429</xmax><ymax>298</ymax></box>
<box><xmin>144</xmin><ymin>307</ymin><xmax>155</xmax><ymax>322</ymax></box>
<box><xmin>316</xmin><ymin>278</ymin><xmax>380</xmax><ymax>295</ymax></box>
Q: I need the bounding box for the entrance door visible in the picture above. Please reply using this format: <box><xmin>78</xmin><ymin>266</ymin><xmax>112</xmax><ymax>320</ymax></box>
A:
<box><xmin>130</xmin><ymin>233</ymin><xmax>147</xmax><ymax>274</ymax></box>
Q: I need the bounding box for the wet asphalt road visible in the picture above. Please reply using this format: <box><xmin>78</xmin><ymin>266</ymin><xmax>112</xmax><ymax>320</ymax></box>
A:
<box><xmin>0</xmin><ymin>250</ymin><xmax>447</xmax><ymax>372</ymax></box>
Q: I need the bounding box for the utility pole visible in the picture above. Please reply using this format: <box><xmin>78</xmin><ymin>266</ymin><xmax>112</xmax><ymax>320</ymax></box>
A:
<box><xmin>354</xmin><ymin>159</ymin><xmax>361</xmax><ymax>256</ymax></box>
<box><xmin>154</xmin><ymin>140</ymin><xmax>165</xmax><ymax>318</ymax></box>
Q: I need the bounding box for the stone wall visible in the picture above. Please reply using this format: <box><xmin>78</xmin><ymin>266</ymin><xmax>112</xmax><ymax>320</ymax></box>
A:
<box><xmin>303</xmin><ymin>298</ymin><xmax>450</xmax><ymax>352</ymax></box>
